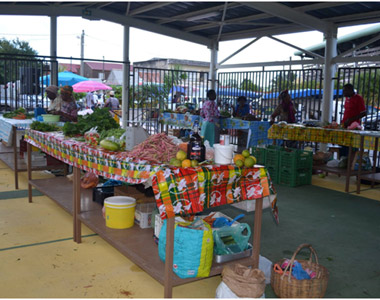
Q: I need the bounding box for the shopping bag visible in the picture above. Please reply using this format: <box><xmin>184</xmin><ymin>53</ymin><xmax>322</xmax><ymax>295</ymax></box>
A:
<box><xmin>213</xmin><ymin>223</ymin><xmax>251</xmax><ymax>255</ymax></box>
<box><xmin>158</xmin><ymin>218</ymin><xmax>214</xmax><ymax>278</ymax></box>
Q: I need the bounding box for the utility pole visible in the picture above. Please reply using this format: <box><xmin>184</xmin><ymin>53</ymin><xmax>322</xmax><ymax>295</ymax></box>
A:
<box><xmin>80</xmin><ymin>30</ymin><xmax>85</xmax><ymax>77</ymax></box>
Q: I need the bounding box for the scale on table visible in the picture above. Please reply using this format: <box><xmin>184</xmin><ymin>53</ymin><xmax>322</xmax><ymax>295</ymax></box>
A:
<box><xmin>124</xmin><ymin>124</ymin><xmax>150</xmax><ymax>150</ymax></box>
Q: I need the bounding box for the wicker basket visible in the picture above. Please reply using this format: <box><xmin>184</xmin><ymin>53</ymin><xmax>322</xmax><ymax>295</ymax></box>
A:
<box><xmin>271</xmin><ymin>244</ymin><xmax>329</xmax><ymax>298</ymax></box>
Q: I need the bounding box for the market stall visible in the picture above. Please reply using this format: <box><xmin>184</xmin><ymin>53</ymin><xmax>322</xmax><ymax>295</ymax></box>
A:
<box><xmin>160</xmin><ymin>112</ymin><xmax>271</xmax><ymax>147</ymax></box>
<box><xmin>268</xmin><ymin>124</ymin><xmax>380</xmax><ymax>192</ymax></box>
<box><xmin>25</xmin><ymin>126</ymin><xmax>276</xmax><ymax>298</ymax></box>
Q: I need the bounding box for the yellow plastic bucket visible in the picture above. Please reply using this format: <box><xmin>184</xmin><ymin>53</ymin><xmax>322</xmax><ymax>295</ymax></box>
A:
<box><xmin>104</xmin><ymin>196</ymin><xmax>136</xmax><ymax>229</ymax></box>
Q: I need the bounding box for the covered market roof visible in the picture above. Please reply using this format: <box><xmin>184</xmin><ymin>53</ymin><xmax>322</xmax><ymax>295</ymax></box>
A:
<box><xmin>1</xmin><ymin>2</ymin><xmax>380</xmax><ymax>48</ymax></box>
<box><xmin>294</xmin><ymin>24</ymin><xmax>380</xmax><ymax>58</ymax></box>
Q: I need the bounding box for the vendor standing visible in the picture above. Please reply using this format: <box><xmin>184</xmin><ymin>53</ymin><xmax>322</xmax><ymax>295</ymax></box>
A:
<box><xmin>233</xmin><ymin>96</ymin><xmax>250</xmax><ymax>149</ymax></box>
<box><xmin>49</xmin><ymin>86</ymin><xmax>78</xmax><ymax>122</ymax></box>
<box><xmin>341</xmin><ymin>83</ymin><xmax>366</xmax><ymax>128</ymax></box>
<box><xmin>104</xmin><ymin>91</ymin><xmax>120</xmax><ymax>111</ymax></box>
<box><xmin>270</xmin><ymin>89</ymin><xmax>296</xmax><ymax>124</ymax></box>
<box><xmin>200</xmin><ymin>89</ymin><xmax>220</xmax><ymax>146</ymax></box>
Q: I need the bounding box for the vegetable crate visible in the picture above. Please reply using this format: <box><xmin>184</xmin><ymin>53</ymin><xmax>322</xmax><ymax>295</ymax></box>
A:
<box><xmin>266</xmin><ymin>166</ymin><xmax>278</xmax><ymax>184</ymax></box>
<box><xmin>251</xmin><ymin>146</ymin><xmax>266</xmax><ymax>165</ymax></box>
<box><xmin>279</xmin><ymin>168</ymin><xmax>312</xmax><ymax>187</ymax></box>
<box><xmin>279</xmin><ymin>148</ymin><xmax>313</xmax><ymax>171</ymax></box>
<box><xmin>265</xmin><ymin>145</ymin><xmax>281</xmax><ymax>169</ymax></box>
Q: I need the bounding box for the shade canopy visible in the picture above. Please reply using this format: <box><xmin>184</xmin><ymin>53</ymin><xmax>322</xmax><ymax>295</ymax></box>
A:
<box><xmin>41</xmin><ymin>71</ymin><xmax>89</xmax><ymax>87</ymax></box>
<box><xmin>72</xmin><ymin>80</ymin><xmax>112</xmax><ymax>93</ymax></box>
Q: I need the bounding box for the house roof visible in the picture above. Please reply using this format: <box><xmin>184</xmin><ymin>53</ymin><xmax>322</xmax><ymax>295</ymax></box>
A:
<box><xmin>85</xmin><ymin>61</ymin><xmax>123</xmax><ymax>71</ymax></box>
<box><xmin>294</xmin><ymin>24</ymin><xmax>380</xmax><ymax>58</ymax></box>
<box><xmin>1</xmin><ymin>2</ymin><xmax>380</xmax><ymax>48</ymax></box>
<box><xmin>59</xmin><ymin>63</ymin><xmax>81</xmax><ymax>74</ymax></box>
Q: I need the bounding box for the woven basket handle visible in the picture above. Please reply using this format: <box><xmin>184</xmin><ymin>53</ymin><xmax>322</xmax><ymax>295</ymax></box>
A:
<box><xmin>281</xmin><ymin>243</ymin><xmax>319</xmax><ymax>281</ymax></box>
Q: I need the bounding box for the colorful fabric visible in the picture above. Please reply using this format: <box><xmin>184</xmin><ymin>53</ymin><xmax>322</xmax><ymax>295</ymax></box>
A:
<box><xmin>268</xmin><ymin>124</ymin><xmax>380</xmax><ymax>151</ymax></box>
<box><xmin>342</xmin><ymin>94</ymin><xmax>366</xmax><ymax>126</ymax></box>
<box><xmin>200</xmin><ymin>100</ymin><xmax>220</xmax><ymax>122</ymax></box>
<box><xmin>61</xmin><ymin>85</ymin><xmax>73</xmax><ymax>95</ymax></box>
<box><xmin>273</xmin><ymin>102</ymin><xmax>296</xmax><ymax>123</ymax></box>
<box><xmin>60</xmin><ymin>100</ymin><xmax>78</xmax><ymax>119</ymax></box>
<box><xmin>25</xmin><ymin>129</ymin><xmax>276</xmax><ymax>220</ymax></box>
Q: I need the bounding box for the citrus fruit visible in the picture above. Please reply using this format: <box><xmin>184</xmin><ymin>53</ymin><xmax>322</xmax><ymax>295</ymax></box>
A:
<box><xmin>244</xmin><ymin>157</ymin><xmax>255</xmax><ymax>168</ymax></box>
<box><xmin>191</xmin><ymin>160</ymin><xmax>199</xmax><ymax>167</ymax></box>
<box><xmin>171</xmin><ymin>158</ymin><xmax>181</xmax><ymax>167</ymax></box>
<box><xmin>235</xmin><ymin>159</ymin><xmax>244</xmax><ymax>167</ymax></box>
<box><xmin>182</xmin><ymin>159</ymin><xmax>191</xmax><ymax>168</ymax></box>
<box><xmin>176</xmin><ymin>150</ymin><xmax>187</xmax><ymax>161</ymax></box>
<box><xmin>242</xmin><ymin>149</ymin><xmax>250</xmax><ymax>158</ymax></box>
<box><xmin>249</xmin><ymin>155</ymin><xmax>257</xmax><ymax>165</ymax></box>
<box><xmin>233</xmin><ymin>154</ymin><xmax>245</xmax><ymax>164</ymax></box>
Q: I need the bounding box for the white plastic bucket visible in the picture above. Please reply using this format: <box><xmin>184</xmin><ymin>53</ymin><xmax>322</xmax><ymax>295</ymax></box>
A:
<box><xmin>214</xmin><ymin>143</ymin><xmax>234</xmax><ymax>165</ymax></box>
<box><xmin>104</xmin><ymin>196</ymin><xmax>136</xmax><ymax>229</ymax></box>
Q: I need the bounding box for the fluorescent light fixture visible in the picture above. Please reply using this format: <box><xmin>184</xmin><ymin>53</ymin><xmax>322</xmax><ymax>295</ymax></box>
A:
<box><xmin>186</xmin><ymin>12</ymin><xmax>219</xmax><ymax>22</ymax></box>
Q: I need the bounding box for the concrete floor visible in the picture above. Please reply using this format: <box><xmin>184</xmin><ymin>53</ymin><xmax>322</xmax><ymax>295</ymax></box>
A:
<box><xmin>0</xmin><ymin>158</ymin><xmax>379</xmax><ymax>298</ymax></box>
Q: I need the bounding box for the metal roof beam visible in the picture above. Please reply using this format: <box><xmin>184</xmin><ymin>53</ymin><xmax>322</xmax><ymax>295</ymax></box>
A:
<box><xmin>334</xmin><ymin>56</ymin><xmax>380</xmax><ymax>63</ymax></box>
<box><xmin>157</xmin><ymin>2</ymin><xmax>240</xmax><ymax>25</ymax></box>
<box><xmin>267</xmin><ymin>36</ymin><xmax>324</xmax><ymax>59</ymax></box>
<box><xmin>242</xmin><ymin>2</ymin><xmax>332</xmax><ymax>33</ymax></box>
<box><xmin>218</xmin><ymin>58</ymin><xmax>324</xmax><ymax>69</ymax></box>
<box><xmin>128</xmin><ymin>2</ymin><xmax>172</xmax><ymax>16</ymax></box>
<box><xmin>219</xmin><ymin>37</ymin><xmax>262</xmax><ymax>65</ymax></box>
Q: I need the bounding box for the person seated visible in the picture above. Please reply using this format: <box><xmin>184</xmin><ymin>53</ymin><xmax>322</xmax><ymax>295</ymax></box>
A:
<box><xmin>50</xmin><ymin>86</ymin><xmax>78</xmax><ymax>122</ymax></box>
<box><xmin>46</xmin><ymin>85</ymin><xmax>61</xmax><ymax>112</ymax></box>
<box><xmin>233</xmin><ymin>96</ymin><xmax>250</xmax><ymax>118</ymax></box>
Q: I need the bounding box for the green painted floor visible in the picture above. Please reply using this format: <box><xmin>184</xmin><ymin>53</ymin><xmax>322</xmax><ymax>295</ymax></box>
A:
<box><xmin>0</xmin><ymin>158</ymin><xmax>380</xmax><ymax>298</ymax></box>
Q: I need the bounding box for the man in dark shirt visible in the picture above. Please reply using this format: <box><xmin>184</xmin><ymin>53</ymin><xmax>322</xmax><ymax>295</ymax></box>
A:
<box><xmin>342</xmin><ymin>83</ymin><xmax>366</xmax><ymax>128</ymax></box>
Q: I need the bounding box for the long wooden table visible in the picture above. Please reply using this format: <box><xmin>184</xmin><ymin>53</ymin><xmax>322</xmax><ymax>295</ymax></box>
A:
<box><xmin>25</xmin><ymin>129</ymin><xmax>275</xmax><ymax>298</ymax></box>
<box><xmin>268</xmin><ymin>124</ymin><xmax>380</xmax><ymax>192</ymax></box>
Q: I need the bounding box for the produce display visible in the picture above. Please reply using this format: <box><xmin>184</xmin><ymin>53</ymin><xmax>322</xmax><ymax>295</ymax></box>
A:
<box><xmin>62</xmin><ymin>108</ymin><xmax>119</xmax><ymax>136</ymax></box>
<box><xmin>233</xmin><ymin>149</ymin><xmax>257</xmax><ymax>167</ymax></box>
<box><xmin>30</xmin><ymin>121</ymin><xmax>60</xmax><ymax>132</ymax></box>
<box><xmin>127</xmin><ymin>132</ymin><xmax>179</xmax><ymax>164</ymax></box>
<box><xmin>3</xmin><ymin>108</ymin><xmax>32</xmax><ymax>120</ymax></box>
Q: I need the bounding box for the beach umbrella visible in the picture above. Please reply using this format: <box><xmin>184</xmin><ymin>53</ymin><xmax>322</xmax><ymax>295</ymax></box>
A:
<box><xmin>41</xmin><ymin>71</ymin><xmax>89</xmax><ymax>87</ymax></box>
<box><xmin>72</xmin><ymin>80</ymin><xmax>112</xmax><ymax>92</ymax></box>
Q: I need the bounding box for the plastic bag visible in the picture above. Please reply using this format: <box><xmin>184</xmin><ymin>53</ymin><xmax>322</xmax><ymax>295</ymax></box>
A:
<box><xmin>84</xmin><ymin>127</ymin><xmax>100</xmax><ymax>147</ymax></box>
<box><xmin>80</xmin><ymin>172</ymin><xmax>99</xmax><ymax>189</ymax></box>
<box><xmin>213</xmin><ymin>223</ymin><xmax>251</xmax><ymax>255</ymax></box>
<box><xmin>204</xmin><ymin>140</ymin><xmax>214</xmax><ymax>161</ymax></box>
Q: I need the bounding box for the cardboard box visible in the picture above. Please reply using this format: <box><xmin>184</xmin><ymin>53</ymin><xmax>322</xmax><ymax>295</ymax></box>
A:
<box><xmin>134</xmin><ymin>202</ymin><xmax>156</xmax><ymax>229</ymax></box>
<box><xmin>114</xmin><ymin>185</ymin><xmax>155</xmax><ymax>204</ymax></box>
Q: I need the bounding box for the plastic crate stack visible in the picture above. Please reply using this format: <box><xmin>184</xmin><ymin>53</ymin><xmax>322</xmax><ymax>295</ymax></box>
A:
<box><xmin>251</xmin><ymin>146</ymin><xmax>313</xmax><ymax>187</ymax></box>
<box><xmin>278</xmin><ymin>148</ymin><xmax>313</xmax><ymax>187</ymax></box>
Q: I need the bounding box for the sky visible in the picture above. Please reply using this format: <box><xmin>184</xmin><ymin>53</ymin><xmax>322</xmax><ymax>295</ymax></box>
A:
<box><xmin>0</xmin><ymin>14</ymin><xmax>378</xmax><ymax>68</ymax></box>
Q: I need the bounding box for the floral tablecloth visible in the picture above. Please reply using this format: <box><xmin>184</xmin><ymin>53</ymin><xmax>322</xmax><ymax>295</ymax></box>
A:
<box><xmin>25</xmin><ymin>129</ymin><xmax>277</xmax><ymax>220</ymax></box>
<box><xmin>268</xmin><ymin>124</ymin><xmax>380</xmax><ymax>151</ymax></box>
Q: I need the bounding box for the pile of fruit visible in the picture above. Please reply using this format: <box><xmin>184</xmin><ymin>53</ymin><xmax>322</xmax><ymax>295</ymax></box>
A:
<box><xmin>233</xmin><ymin>149</ymin><xmax>257</xmax><ymax>168</ymax></box>
<box><xmin>169</xmin><ymin>150</ymin><xmax>199</xmax><ymax>168</ymax></box>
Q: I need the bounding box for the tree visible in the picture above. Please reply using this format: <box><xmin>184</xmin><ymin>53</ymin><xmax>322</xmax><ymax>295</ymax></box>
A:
<box><xmin>0</xmin><ymin>38</ymin><xmax>38</xmax><ymax>57</ymax></box>
<box><xmin>240</xmin><ymin>78</ymin><xmax>259</xmax><ymax>91</ymax></box>
<box><xmin>0</xmin><ymin>38</ymin><xmax>39</xmax><ymax>83</ymax></box>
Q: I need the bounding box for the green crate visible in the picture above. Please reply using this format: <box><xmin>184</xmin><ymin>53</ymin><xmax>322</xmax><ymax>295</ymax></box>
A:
<box><xmin>251</xmin><ymin>146</ymin><xmax>266</xmax><ymax>165</ymax></box>
<box><xmin>265</xmin><ymin>145</ymin><xmax>281</xmax><ymax>169</ymax></box>
<box><xmin>279</xmin><ymin>148</ymin><xmax>313</xmax><ymax>171</ymax></box>
<box><xmin>279</xmin><ymin>168</ymin><xmax>312</xmax><ymax>187</ymax></box>
<box><xmin>266</xmin><ymin>166</ymin><xmax>278</xmax><ymax>184</ymax></box>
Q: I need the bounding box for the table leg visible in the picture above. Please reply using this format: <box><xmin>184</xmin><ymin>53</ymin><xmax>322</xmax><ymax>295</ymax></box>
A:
<box><xmin>356</xmin><ymin>136</ymin><xmax>364</xmax><ymax>194</ymax></box>
<box><xmin>252</xmin><ymin>197</ymin><xmax>263</xmax><ymax>269</ymax></box>
<box><xmin>12</xmin><ymin>126</ymin><xmax>18</xmax><ymax>189</ymax></box>
<box><xmin>73</xmin><ymin>166</ymin><xmax>82</xmax><ymax>243</ymax></box>
<box><xmin>345</xmin><ymin>146</ymin><xmax>353</xmax><ymax>193</ymax></box>
<box><xmin>164</xmin><ymin>217</ymin><xmax>175</xmax><ymax>298</ymax></box>
<box><xmin>372</xmin><ymin>138</ymin><xmax>379</xmax><ymax>188</ymax></box>
<box><xmin>27</xmin><ymin>142</ymin><xmax>32</xmax><ymax>203</ymax></box>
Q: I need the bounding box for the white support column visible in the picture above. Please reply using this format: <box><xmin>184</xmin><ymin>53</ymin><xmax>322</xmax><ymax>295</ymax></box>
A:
<box><xmin>321</xmin><ymin>26</ymin><xmax>337</xmax><ymax>151</ymax></box>
<box><xmin>209</xmin><ymin>40</ymin><xmax>218</xmax><ymax>90</ymax></box>
<box><xmin>50</xmin><ymin>16</ymin><xmax>58</xmax><ymax>86</ymax></box>
<box><xmin>321</xmin><ymin>27</ymin><xmax>337</xmax><ymax>124</ymax></box>
<box><xmin>122</xmin><ymin>25</ymin><xmax>130</xmax><ymax>129</ymax></box>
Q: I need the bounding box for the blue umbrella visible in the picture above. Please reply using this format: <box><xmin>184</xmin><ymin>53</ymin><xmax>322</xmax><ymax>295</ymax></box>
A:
<box><xmin>41</xmin><ymin>71</ymin><xmax>89</xmax><ymax>87</ymax></box>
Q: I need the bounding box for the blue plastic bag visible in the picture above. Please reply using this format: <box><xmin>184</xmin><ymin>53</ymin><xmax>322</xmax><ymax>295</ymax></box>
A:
<box><xmin>213</xmin><ymin>223</ymin><xmax>251</xmax><ymax>255</ymax></box>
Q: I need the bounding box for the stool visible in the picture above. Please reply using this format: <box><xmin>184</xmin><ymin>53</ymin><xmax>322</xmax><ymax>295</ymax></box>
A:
<box><xmin>328</xmin><ymin>144</ymin><xmax>341</xmax><ymax>160</ymax></box>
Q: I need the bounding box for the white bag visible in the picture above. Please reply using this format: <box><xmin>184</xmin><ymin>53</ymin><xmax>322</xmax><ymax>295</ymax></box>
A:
<box><xmin>216</xmin><ymin>281</ymin><xmax>265</xmax><ymax>298</ymax></box>
<box><xmin>259</xmin><ymin>255</ymin><xmax>273</xmax><ymax>285</ymax></box>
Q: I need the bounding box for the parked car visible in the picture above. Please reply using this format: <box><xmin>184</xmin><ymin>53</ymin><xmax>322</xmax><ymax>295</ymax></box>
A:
<box><xmin>363</xmin><ymin>112</ymin><xmax>380</xmax><ymax>130</ymax></box>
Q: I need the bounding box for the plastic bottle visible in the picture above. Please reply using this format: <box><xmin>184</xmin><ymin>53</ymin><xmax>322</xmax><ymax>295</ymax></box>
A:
<box><xmin>187</xmin><ymin>121</ymin><xmax>205</xmax><ymax>162</ymax></box>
